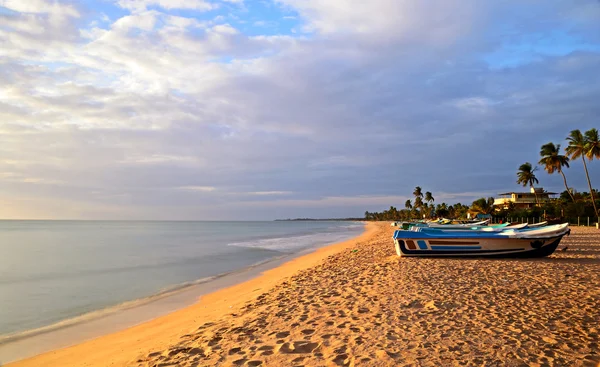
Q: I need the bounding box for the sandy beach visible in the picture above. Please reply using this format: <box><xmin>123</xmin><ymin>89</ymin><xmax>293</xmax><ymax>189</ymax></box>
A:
<box><xmin>8</xmin><ymin>222</ymin><xmax>600</xmax><ymax>366</ymax></box>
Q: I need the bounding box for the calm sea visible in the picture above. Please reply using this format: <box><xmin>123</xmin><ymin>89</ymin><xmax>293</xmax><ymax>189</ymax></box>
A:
<box><xmin>0</xmin><ymin>220</ymin><xmax>363</xmax><ymax>338</ymax></box>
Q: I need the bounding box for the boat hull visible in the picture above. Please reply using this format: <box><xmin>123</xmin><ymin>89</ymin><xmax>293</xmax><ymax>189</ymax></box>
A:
<box><xmin>393</xmin><ymin>235</ymin><xmax>566</xmax><ymax>258</ymax></box>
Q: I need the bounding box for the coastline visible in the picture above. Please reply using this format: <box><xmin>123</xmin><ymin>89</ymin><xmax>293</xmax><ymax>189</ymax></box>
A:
<box><xmin>0</xmin><ymin>255</ymin><xmax>290</xmax><ymax>362</ymax></box>
<box><xmin>4</xmin><ymin>222</ymin><xmax>376</xmax><ymax>366</ymax></box>
<box><xmin>6</xmin><ymin>223</ymin><xmax>600</xmax><ymax>366</ymax></box>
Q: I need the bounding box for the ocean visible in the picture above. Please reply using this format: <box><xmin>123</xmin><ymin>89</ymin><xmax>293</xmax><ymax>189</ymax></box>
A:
<box><xmin>0</xmin><ymin>220</ymin><xmax>364</xmax><ymax>339</ymax></box>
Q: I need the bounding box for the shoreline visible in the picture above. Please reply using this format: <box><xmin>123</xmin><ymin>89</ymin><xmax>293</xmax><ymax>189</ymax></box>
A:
<box><xmin>4</xmin><ymin>222</ymin><xmax>376</xmax><ymax>366</ymax></box>
<box><xmin>0</xmin><ymin>256</ymin><xmax>290</xmax><ymax>350</ymax></box>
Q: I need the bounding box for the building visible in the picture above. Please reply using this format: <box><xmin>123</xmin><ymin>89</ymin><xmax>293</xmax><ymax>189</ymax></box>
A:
<box><xmin>493</xmin><ymin>188</ymin><xmax>558</xmax><ymax>210</ymax></box>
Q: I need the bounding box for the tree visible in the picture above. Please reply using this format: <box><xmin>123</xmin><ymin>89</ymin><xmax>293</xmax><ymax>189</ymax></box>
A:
<box><xmin>435</xmin><ymin>203</ymin><xmax>449</xmax><ymax>218</ymax></box>
<box><xmin>470</xmin><ymin>197</ymin><xmax>495</xmax><ymax>215</ymax></box>
<box><xmin>413</xmin><ymin>187</ymin><xmax>424</xmax><ymax>216</ymax></box>
<box><xmin>413</xmin><ymin>186</ymin><xmax>423</xmax><ymax>200</ymax></box>
<box><xmin>585</xmin><ymin>128</ymin><xmax>600</xmax><ymax>159</ymax></box>
<box><xmin>447</xmin><ymin>205</ymin><xmax>455</xmax><ymax>218</ymax></box>
<box><xmin>425</xmin><ymin>191</ymin><xmax>434</xmax><ymax>206</ymax></box>
<box><xmin>585</xmin><ymin>128</ymin><xmax>600</xmax><ymax>216</ymax></box>
<box><xmin>453</xmin><ymin>203</ymin><xmax>469</xmax><ymax>219</ymax></box>
<box><xmin>516</xmin><ymin>162</ymin><xmax>540</xmax><ymax>206</ymax></box>
<box><xmin>414</xmin><ymin>197</ymin><xmax>423</xmax><ymax>211</ymax></box>
<box><xmin>539</xmin><ymin>142</ymin><xmax>575</xmax><ymax>202</ymax></box>
<box><xmin>388</xmin><ymin>206</ymin><xmax>399</xmax><ymax>220</ymax></box>
<box><xmin>404</xmin><ymin>199</ymin><xmax>412</xmax><ymax>210</ymax></box>
<box><xmin>566</xmin><ymin>129</ymin><xmax>598</xmax><ymax>215</ymax></box>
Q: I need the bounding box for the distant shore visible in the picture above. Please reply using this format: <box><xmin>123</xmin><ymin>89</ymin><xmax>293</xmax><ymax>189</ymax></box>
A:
<box><xmin>8</xmin><ymin>224</ymin><xmax>600</xmax><ymax>366</ymax></box>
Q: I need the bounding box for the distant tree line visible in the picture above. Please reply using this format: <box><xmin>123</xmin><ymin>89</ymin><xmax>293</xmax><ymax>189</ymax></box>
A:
<box><xmin>364</xmin><ymin>186</ymin><xmax>470</xmax><ymax>221</ymax></box>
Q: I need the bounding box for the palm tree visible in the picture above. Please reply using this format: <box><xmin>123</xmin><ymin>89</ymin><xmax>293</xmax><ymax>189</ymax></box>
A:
<box><xmin>470</xmin><ymin>197</ymin><xmax>495</xmax><ymax>215</ymax></box>
<box><xmin>388</xmin><ymin>206</ymin><xmax>399</xmax><ymax>220</ymax></box>
<box><xmin>414</xmin><ymin>197</ymin><xmax>423</xmax><ymax>212</ymax></box>
<box><xmin>586</xmin><ymin>128</ymin><xmax>600</xmax><ymax>159</ymax></box>
<box><xmin>412</xmin><ymin>186</ymin><xmax>423</xmax><ymax>217</ymax></box>
<box><xmin>413</xmin><ymin>186</ymin><xmax>423</xmax><ymax>200</ymax></box>
<box><xmin>435</xmin><ymin>203</ymin><xmax>449</xmax><ymax>218</ymax></box>
<box><xmin>566</xmin><ymin>129</ymin><xmax>598</xmax><ymax>215</ymax></box>
<box><xmin>539</xmin><ymin>142</ymin><xmax>575</xmax><ymax>202</ymax></box>
<box><xmin>424</xmin><ymin>191</ymin><xmax>434</xmax><ymax>206</ymax></box>
<box><xmin>516</xmin><ymin>162</ymin><xmax>540</xmax><ymax>206</ymax></box>
<box><xmin>585</xmin><ymin>128</ymin><xmax>600</xmax><ymax>216</ymax></box>
<box><xmin>447</xmin><ymin>205</ymin><xmax>455</xmax><ymax>218</ymax></box>
<box><xmin>404</xmin><ymin>199</ymin><xmax>412</xmax><ymax>210</ymax></box>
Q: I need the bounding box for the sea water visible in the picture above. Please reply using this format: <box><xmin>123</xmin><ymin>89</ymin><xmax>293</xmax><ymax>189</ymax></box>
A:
<box><xmin>0</xmin><ymin>220</ymin><xmax>363</xmax><ymax>338</ymax></box>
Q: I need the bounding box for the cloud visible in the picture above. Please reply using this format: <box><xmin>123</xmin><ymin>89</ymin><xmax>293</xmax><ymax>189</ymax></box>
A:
<box><xmin>115</xmin><ymin>0</ymin><xmax>216</xmax><ymax>12</ymax></box>
<box><xmin>1</xmin><ymin>0</ymin><xmax>600</xmax><ymax>219</ymax></box>
<box><xmin>0</xmin><ymin>0</ymin><xmax>79</xmax><ymax>16</ymax></box>
<box><xmin>178</xmin><ymin>186</ymin><xmax>217</xmax><ymax>192</ymax></box>
<box><xmin>246</xmin><ymin>191</ymin><xmax>293</xmax><ymax>196</ymax></box>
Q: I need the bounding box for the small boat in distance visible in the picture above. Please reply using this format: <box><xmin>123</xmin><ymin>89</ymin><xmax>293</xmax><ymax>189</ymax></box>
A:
<box><xmin>393</xmin><ymin>223</ymin><xmax>570</xmax><ymax>258</ymax></box>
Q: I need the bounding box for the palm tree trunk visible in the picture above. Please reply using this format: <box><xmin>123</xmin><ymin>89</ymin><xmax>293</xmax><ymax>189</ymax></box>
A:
<box><xmin>581</xmin><ymin>156</ymin><xmax>599</xmax><ymax>215</ymax></box>
<box><xmin>560</xmin><ymin>170</ymin><xmax>575</xmax><ymax>202</ymax></box>
<box><xmin>532</xmin><ymin>185</ymin><xmax>540</xmax><ymax>207</ymax></box>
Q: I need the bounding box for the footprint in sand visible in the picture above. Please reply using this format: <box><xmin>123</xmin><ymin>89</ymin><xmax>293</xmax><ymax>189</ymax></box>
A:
<box><xmin>292</xmin><ymin>356</ymin><xmax>306</xmax><ymax>364</ymax></box>
<box><xmin>232</xmin><ymin>357</ymin><xmax>247</xmax><ymax>365</ymax></box>
<box><xmin>278</xmin><ymin>341</ymin><xmax>321</xmax><ymax>354</ymax></box>
<box><xmin>228</xmin><ymin>347</ymin><xmax>242</xmax><ymax>355</ymax></box>
<box><xmin>275</xmin><ymin>331</ymin><xmax>290</xmax><ymax>338</ymax></box>
<box><xmin>332</xmin><ymin>353</ymin><xmax>349</xmax><ymax>366</ymax></box>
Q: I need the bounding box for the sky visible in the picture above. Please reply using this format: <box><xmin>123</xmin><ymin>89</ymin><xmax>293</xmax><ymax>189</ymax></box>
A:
<box><xmin>1</xmin><ymin>0</ymin><xmax>600</xmax><ymax>220</ymax></box>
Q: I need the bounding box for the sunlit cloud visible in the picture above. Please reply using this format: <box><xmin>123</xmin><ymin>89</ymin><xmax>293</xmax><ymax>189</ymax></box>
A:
<box><xmin>0</xmin><ymin>0</ymin><xmax>599</xmax><ymax>219</ymax></box>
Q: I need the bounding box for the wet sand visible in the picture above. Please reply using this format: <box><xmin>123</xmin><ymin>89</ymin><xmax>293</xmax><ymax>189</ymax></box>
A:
<box><xmin>9</xmin><ymin>223</ymin><xmax>600</xmax><ymax>366</ymax></box>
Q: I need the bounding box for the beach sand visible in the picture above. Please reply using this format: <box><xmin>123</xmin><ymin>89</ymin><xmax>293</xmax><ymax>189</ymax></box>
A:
<box><xmin>9</xmin><ymin>223</ymin><xmax>600</xmax><ymax>366</ymax></box>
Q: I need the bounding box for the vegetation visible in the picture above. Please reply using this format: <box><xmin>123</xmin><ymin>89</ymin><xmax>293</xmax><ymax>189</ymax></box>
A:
<box><xmin>470</xmin><ymin>197</ymin><xmax>495</xmax><ymax>216</ymax></box>
<box><xmin>364</xmin><ymin>127</ymin><xmax>600</xmax><ymax>222</ymax></box>
<box><xmin>566</xmin><ymin>129</ymin><xmax>598</xmax><ymax>215</ymax></box>
<box><xmin>539</xmin><ymin>142</ymin><xmax>574</xmax><ymax>202</ymax></box>
<box><xmin>516</xmin><ymin>162</ymin><xmax>539</xmax><ymax>206</ymax></box>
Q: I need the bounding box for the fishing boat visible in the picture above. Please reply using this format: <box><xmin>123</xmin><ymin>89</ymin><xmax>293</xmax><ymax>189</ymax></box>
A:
<box><xmin>393</xmin><ymin>223</ymin><xmax>570</xmax><ymax>258</ymax></box>
<box><xmin>527</xmin><ymin>221</ymin><xmax>548</xmax><ymax>228</ymax></box>
<box><xmin>398</xmin><ymin>220</ymin><xmax>489</xmax><ymax>230</ymax></box>
<box><xmin>416</xmin><ymin>222</ymin><xmax>529</xmax><ymax>233</ymax></box>
<box><xmin>426</xmin><ymin>220</ymin><xmax>490</xmax><ymax>229</ymax></box>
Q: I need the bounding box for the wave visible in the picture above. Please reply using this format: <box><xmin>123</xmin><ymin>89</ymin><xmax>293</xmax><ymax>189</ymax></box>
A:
<box><xmin>228</xmin><ymin>231</ymin><xmax>360</xmax><ymax>252</ymax></box>
<box><xmin>330</xmin><ymin>222</ymin><xmax>365</xmax><ymax>230</ymax></box>
<box><xmin>0</xmin><ymin>248</ymin><xmax>280</xmax><ymax>286</ymax></box>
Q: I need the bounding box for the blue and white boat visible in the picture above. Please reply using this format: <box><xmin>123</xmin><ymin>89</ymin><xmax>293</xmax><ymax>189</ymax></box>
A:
<box><xmin>393</xmin><ymin>223</ymin><xmax>570</xmax><ymax>258</ymax></box>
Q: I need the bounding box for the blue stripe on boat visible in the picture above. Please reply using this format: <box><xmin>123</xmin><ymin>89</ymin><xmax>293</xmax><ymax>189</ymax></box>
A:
<box><xmin>430</xmin><ymin>245</ymin><xmax>482</xmax><ymax>250</ymax></box>
<box><xmin>402</xmin><ymin>248</ymin><xmax>525</xmax><ymax>255</ymax></box>
<box><xmin>417</xmin><ymin>240</ymin><xmax>428</xmax><ymax>249</ymax></box>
